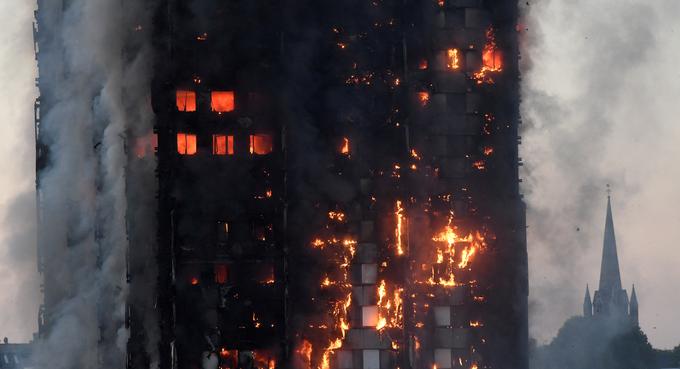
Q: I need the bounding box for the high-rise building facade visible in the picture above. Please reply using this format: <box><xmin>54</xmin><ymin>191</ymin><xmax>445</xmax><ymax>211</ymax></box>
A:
<box><xmin>35</xmin><ymin>1</ymin><xmax>527</xmax><ymax>369</ymax></box>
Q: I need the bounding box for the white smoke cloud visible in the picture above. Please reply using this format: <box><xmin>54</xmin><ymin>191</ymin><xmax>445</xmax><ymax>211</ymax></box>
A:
<box><xmin>31</xmin><ymin>0</ymin><xmax>156</xmax><ymax>367</ymax></box>
<box><xmin>521</xmin><ymin>0</ymin><xmax>680</xmax><ymax>350</ymax></box>
<box><xmin>0</xmin><ymin>0</ymin><xmax>39</xmax><ymax>343</ymax></box>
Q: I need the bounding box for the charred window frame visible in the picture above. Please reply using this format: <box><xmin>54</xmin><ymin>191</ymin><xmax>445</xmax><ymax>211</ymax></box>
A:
<box><xmin>216</xmin><ymin>220</ymin><xmax>230</xmax><ymax>246</ymax></box>
<box><xmin>251</xmin><ymin>219</ymin><xmax>274</xmax><ymax>243</ymax></box>
<box><xmin>214</xmin><ymin>263</ymin><xmax>229</xmax><ymax>284</ymax></box>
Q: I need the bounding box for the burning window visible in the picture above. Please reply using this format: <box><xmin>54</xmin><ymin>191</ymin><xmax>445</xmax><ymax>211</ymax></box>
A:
<box><xmin>212</xmin><ymin>134</ymin><xmax>234</xmax><ymax>155</ymax></box>
<box><xmin>176</xmin><ymin>90</ymin><xmax>197</xmax><ymax>112</ymax></box>
<box><xmin>446</xmin><ymin>48</ymin><xmax>460</xmax><ymax>70</ymax></box>
<box><xmin>219</xmin><ymin>349</ymin><xmax>238</xmax><ymax>368</ymax></box>
<box><xmin>252</xmin><ymin>222</ymin><xmax>273</xmax><ymax>242</ymax></box>
<box><xmin>177</xmin><ymin>133</ymin><xmax>197</xmax><ymax>155</ymax></box>
<box><xmin>259</xmin><ymin>265</ymin><xmax>275</xmax><ymax>285</ymax></box>
<box><xmin>249</xmin><ymin>134</ymin><xmax>273</xmax><ymax>155</ymax></box>
<box><xmin>340</xmin><ymin>137</ymin><xmax>350</xmax><ymax>155</ymax></box>
<box><xmin>133</xmin><ymin>133</ymin><xmax>158</xmax><ymax>158</ymax></box>
<box><xmin>211</xmin><ymin>91</ymin><xmax>235</xmax><ymax>113</ymax></box>
<box><xmin>214</xmin><ymin>264</ymin><xmax>229</xmax><ymax>284</ymax></box>
<box><xmin>482</xmin><ymin>49</ymin><xmax>503</xmax><ymax>70</ymax></box>
<box><xmin>418</xmin><ymin>91</ymin><xmax>430</xmax><ymax>107</ymax></box>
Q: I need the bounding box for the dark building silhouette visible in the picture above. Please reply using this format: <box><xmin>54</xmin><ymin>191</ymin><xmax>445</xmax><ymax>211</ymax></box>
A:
<box><xmin>0</xmin><ymin>340</ymin><xmax>33</xmax><ymax>369</ymax></box>
<box><xmin>583</xmin><ymin>196</ymin><xmax>638</xmax><ymax>325</ymax></box>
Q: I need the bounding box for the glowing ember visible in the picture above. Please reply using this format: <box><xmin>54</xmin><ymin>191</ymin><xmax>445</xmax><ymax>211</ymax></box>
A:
<box><xmin>328</xmin><ymin>211</ymin><xmax>346</xmax><ymax>222</ymax></box>
<box><xmin>418</xmin><ymin>91</ymin><xmax>430</xmax><ymax>106</ymax></box>
<box><xmin>419</xmin><ymin>59</ymin><xmax>428</xmax><ymax>70</ymax></box>
<box><xmin>483</xmin><ymin>146</ymin><xmax>494</xmax><ymax>156</ymax></box>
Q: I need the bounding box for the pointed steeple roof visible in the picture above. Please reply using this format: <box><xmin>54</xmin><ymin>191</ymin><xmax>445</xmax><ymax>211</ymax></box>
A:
<box><xmin>583</xmin><ymin>284</ymin><xmax>593</xmax><ymax>316</ymax></box>
<box><xmin>630</xmin><ymin>284</ymin><xmax>638</xmax><ymax>306</ymax></box>
<box><xmin>598</xmin><ymin>195</ymin><xmax>623</xmax><ymax>292</ymax></box>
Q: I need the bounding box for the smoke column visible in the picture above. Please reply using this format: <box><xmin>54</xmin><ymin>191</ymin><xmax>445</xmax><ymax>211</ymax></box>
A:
<box><xmin>34</xmin><ymin>0</ymin><xmax>155</xmax><ymax>367</ymax></box>
<box><xmin>520</xmin><ymin>0</ymin><xmax>680</xmax><ymax>349</ymax></box>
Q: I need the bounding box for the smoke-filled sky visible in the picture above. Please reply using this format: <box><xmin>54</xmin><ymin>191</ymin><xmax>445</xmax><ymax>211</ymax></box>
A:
<box><xmin>521</xmin><ymin>0</ymin><xmax>680</xmax><ymax>349</ymax></box>
<box><xmin>0</xmin><ymin>0</ymin><xmax>39</xmax><ymax>342</ymax></box>
<box><xmin>0</xmin><ymin>0</ymin><xmax>678</xmax><ymax>350</ymax></box>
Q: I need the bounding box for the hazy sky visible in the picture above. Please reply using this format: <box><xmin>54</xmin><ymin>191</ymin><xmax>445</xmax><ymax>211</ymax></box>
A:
<box><xmin>0</xmin><ymin>0</ymin><xmax>678</xmax><ymax>350</ymax></box>
<box><xmin>0</xmin><ymin>0</ymin><xmax>39</xmax><ymax>342</ymax></box>
<box><xmin>521</xmin><ymin>0</ymin><xmax>680</xmax><ymax>349</ymax></box>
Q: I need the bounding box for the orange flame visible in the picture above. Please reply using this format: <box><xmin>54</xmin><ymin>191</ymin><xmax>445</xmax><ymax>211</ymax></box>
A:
<box><xmin>447</xmin><ymin>49</ymin><xmax>460</xmax><ymax>70</ymax></box>
<box><xmin>418</xmin><ymin>92</ymin><xmax>430</xmax><ymax>106</ymax></box>
<box><xmin>297</xmin><ymin>340</ymin><xmax>313</xmax><ymax>367</ymax></box>
<box><xmin>328</xmin><ymin>211</ymin><xmax>346</xmax><ymax>222</ymax></box>
<box><xmin>474</xmin><ymin>28</ymin><xmax>503</xmax><ymax>84</ymax></box>
<box><xmin>395</xmin><ymin>200</ymin><xmax>405</xmax><ymax>256</ymax></box>
<box><xmin>340</xmin><ymin>137</ymin><xmax>350</xmax><ymax>155</ymax></box>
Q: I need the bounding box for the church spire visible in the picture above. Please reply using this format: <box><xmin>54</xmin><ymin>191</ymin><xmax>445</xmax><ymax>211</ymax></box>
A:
<box><xmin>630</xmin><ymin>284</ymin><xmax>639</xmax><ymax>325</ymax></box>
<box><xmin>583</xmin><ymin>284</ymin><xmax>592</xmax><ymax>317</ymax></box>
<box><xmin>598</xmin><ymin>194</ymin><xmax>622</xmax><ymax>292</ymax></box>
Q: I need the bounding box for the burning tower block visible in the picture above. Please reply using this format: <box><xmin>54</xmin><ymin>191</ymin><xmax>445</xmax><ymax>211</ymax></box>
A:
<box><xmin>32</xmin><ymin>0</ymin><xmax>526</xmax><ymax>368</ymax></box>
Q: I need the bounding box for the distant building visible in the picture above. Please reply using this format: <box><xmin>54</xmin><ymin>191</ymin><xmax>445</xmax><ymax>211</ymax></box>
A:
<box><xmin>583</xmin><ymin>195</ymin><xmax>638</xmax><ymax>325</ymax></box>
<box><xmin>0</xmin><ymin>339</ymin><xmax>33</xmax><ymax>369</ymax></box>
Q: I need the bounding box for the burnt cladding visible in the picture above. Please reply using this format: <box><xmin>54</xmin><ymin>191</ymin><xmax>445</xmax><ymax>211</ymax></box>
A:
<box><xmin>149</xmin><ymin>1</ymin><xmax>526</xmax><ymax>369</ymax></box>
<box><xmin>152</xmin><ymin>1</ymin><xmax>286</xmax><ymax>369</ymax></box>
